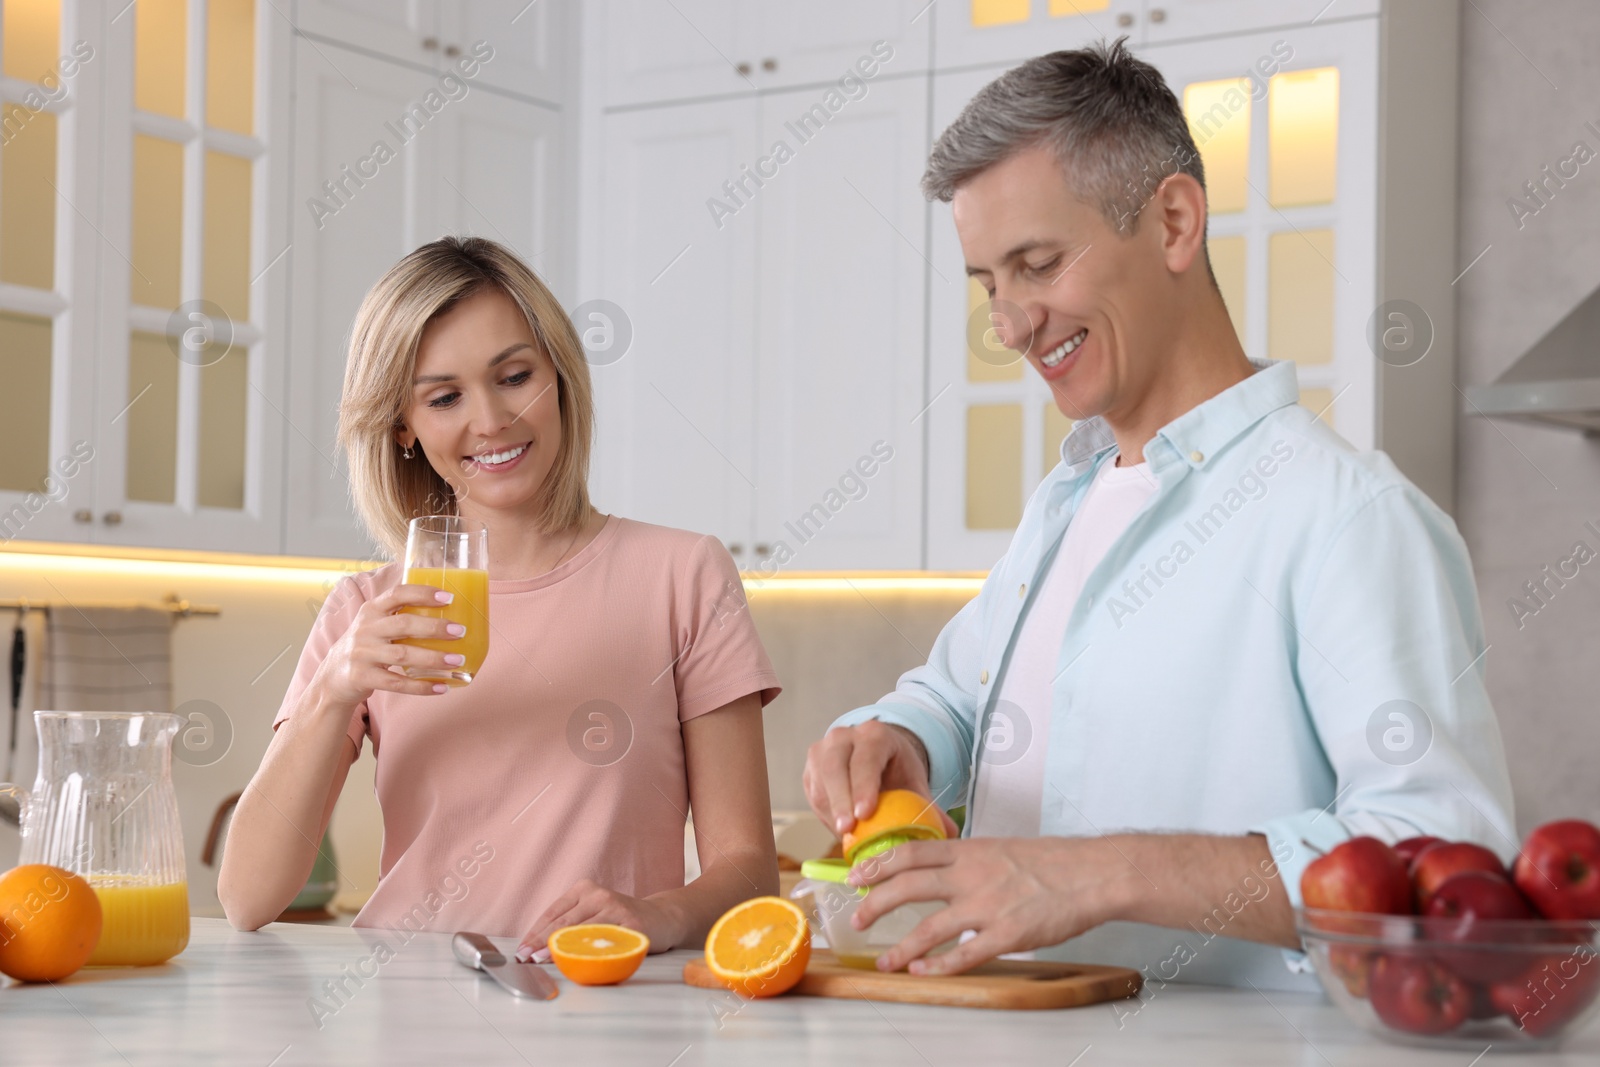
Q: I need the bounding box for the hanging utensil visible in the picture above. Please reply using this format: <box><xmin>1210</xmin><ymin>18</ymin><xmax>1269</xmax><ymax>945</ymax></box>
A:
<box><xmin>1</xmin><ymin>602</ymin><xmax>25</xmax><ymax>826</ymax></box>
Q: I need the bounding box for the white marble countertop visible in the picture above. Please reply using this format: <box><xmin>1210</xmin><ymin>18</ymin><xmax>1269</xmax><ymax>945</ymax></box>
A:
<box><xmin>3</xmin><ymin>918</ymin><xmax>1598</xmax><ymax>1066</ymax></box>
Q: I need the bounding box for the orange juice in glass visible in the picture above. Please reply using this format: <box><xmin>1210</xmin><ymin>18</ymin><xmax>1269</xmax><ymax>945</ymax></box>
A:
<box><xmin>397</xmin><ymin>515</ymin><xmax>489</xmax><ymax>685</ymax></box>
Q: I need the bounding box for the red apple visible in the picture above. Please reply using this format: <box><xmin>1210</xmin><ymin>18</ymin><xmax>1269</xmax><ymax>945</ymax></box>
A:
<box><xmin>1301</xmin><ymin>837</ymin><xmax>1413</xmax><ymax>915</ymax></box>
<box><xmin>1489</xmin><ymin>949</ymin><xmax>1600</xmax><ymax>1038</ymax></box>
<box><xmin>1467</xmin><ymin>981</ymin><xmax>1501</xmax><ymax>1020</ymax></box>
<box><xmin>1411</xmin><ymin>842</ymin><xmax>1507</xmax><ymax>910</ymax></box>
<box><xmin>1369</xmin><ymin>953</ymin><xmax>1473</xmax><ymax>1035</ymax></box>
<box><xmin>1327</xmin><ymin>944</ymin><xmax>1375</xmax><ymax>999</ymax></box>
<box><xmin>1424</xmin><ymin>870</ymin><xmax>1536</xmax><ymax>981</ymax></box>
<box><xmin>1395</xmin><ymin>836</ymin><xmax>1444</xmax><ymax>866</ymax></box>
<box><xmin>1513</xmin><ymin>820</ymin><xmax>1600</xmax><ymax>921</ymax></box>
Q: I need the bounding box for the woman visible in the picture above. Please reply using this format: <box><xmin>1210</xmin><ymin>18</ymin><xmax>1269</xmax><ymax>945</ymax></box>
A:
<box><xmin>219</xmin><ymin>237</ymin><xmax>781</xmax><ymax>960</ymax></box>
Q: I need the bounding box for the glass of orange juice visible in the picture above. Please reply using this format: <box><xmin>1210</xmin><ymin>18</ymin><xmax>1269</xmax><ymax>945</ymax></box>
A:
<box><xmin>396</xmin><ymin>515</ymin><xmax>489</xmax><ymax>685</ymax></box>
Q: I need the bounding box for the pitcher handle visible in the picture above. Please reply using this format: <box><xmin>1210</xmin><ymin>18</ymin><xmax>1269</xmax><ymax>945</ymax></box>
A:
<box><xmin>0</xmin><ymin>781</ymin><xmax>28</xmax><ymax>827</ymax></box>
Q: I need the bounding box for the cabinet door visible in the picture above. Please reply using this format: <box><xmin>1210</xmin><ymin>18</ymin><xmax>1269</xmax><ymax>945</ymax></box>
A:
<box><xmin>434</xmin><ymin>0</ymin><xmax>570</xmax><ymax>102</ymax></box>
<box><xmin>284</xmin><ymin>42</ymin><xmax>449</xmax><ymax>560</ymax></box>
<box><xmin>934</xmin><ymin>0</ymin><xmax>1142</xmax><ymax>70</ymax></box>
<box><xmin>1142</xmin><ymin>19</ymin><xmax>1378</xmax><ymax>447</ymax></box>
<box><xmin>738</xmin><ymin>1</ymin><xmax>932</xmax><ymax>91</ymax></box>
<box><xmin>91</xmin><ymin>0</ymin><xmax>289</xmax><ymax>553</ymax></box>
<box><xmin>751</xmin><ymin>77</ymin><xmax>928</xmax><ymax>571</ymax></box>
<box><xmin>589</xmin><ymin>100</ymin><xmax>759</xmax><ymax>561</ymax></box>
<box><xmin>1141</xmin><ymin>0</ymin><xmax>1380</xmax><ymax>45</ymax></box>
<box><xmin>925</xmin><ymin>67</ymin><xmax>1066</xmax><ymax>571</ymax></box>
<box><xmin>598</xmin><ymin>0</ymin><xmax>744</xmax><ymax>108</ymax></box>
<box><xmin>0</xmin><ymin>0</ymin><xmax>100</xmax><ymax>545</ymax></box>
<box><xmin>290</xmin><ymin>0</ymin><xmax>442</xmax><ymax>69</ymax></box>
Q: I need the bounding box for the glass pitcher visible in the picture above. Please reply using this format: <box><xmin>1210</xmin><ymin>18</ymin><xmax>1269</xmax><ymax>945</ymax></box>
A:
<box><xmin>0</xmin><ymin>711</ymin><xmax>190</xmax><ymax>966</ymax></box>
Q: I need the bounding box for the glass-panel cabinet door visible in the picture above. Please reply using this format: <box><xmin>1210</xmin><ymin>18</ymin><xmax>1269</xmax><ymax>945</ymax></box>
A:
<box><xmin>0</xmin><ymin>0</ymin><xmax>99</xmax><ymax>544</ymax></box>
<box><xmin>94</xmin><ymin>0</ymin><xmax>290</xmax><ymax>552</ymax></box>
<box><xmin>1145</xmin><ymin>19</ymin><xmax>1378</xmax><ymax>446</ymax></box>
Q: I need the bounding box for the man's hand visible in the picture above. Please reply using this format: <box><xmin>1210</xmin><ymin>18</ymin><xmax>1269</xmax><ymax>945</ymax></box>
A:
<box><xmin>846</xmin><ymin>831</ymin><xmax>1299</xmax><ymax>975</ymax></box>
<box><xmin>803</xmin><ymin>721</ymin><xmax>959</xmax><ymax>838</ymax></box>
<box><xmin>845</xmin><ymin>835</ymin><xmax>1136</xmax><ymax>975</ymax></box>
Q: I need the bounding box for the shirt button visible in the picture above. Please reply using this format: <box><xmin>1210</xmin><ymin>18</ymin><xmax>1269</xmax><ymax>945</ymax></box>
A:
<box><xmin>980</xmin><ymin>669</ymin><xmax>989</xmax><ymax>685</ymax></box>
<box><xmin>1190</xmin><ymin>450</ymin><xmax>1205</xmax><ymax>464</ymax></box>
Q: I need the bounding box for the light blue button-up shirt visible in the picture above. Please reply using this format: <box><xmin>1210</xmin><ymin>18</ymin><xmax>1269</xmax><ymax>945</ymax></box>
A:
<box><xmin>831</xmin><ymin>358</ymin><xmax>1516</xmax><ymax>990</ymax></box>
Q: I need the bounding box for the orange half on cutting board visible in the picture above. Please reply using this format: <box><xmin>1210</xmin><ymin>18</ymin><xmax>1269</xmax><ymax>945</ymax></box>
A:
<box><xmin>704</xmin><ymin>896</ymin><xmax>811</xmax><ymax>998</ymax></box>
<box><xmin>547</xmin><ymin>923</ymin><xmax>648</xmax><ymax>986</ymax></box>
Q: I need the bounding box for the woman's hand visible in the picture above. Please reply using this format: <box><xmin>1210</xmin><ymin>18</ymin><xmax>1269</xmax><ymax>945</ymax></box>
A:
<box><xmin>312</xmin><ymin>583</ymin><xmax>467</xmax><ymax>708</ymax></box>
<box><xmin>515</xmin><ymin>879</ymin><xmax>690</xmax><ymax>961</ymax></box>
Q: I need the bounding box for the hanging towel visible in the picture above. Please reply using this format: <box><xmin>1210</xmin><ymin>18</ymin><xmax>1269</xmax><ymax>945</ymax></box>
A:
<box><xmin>40</xmin><ymin>604</ymin><xmax>174</xmax><ymax>714</ymax></box>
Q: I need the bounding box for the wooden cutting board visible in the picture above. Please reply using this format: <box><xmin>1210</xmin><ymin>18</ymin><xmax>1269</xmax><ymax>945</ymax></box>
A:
<box><xmin>682</xmin><ymin>949</ymin><xmax>1141</xmax><ymax>1010</ymax></box>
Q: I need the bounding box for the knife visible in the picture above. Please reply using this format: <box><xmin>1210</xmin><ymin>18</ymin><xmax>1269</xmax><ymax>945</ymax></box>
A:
<box><xmin>453</xmin><ymin>931</ymin><xmax>559</xmax><ymax>1000</ymax></box>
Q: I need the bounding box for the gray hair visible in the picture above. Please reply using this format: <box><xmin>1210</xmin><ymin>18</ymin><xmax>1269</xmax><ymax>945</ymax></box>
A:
<box><xmin>922</xmin><ymin>38</ymin><xmax>1206</xmax><ymax>236</ymax></box>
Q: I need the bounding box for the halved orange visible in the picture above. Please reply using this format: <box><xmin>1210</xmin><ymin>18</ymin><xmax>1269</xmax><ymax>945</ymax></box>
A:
<box><xmin>705</xmin><ymin>896</ymin><xmax>811</xmax><ymax>999</ymax></box>
<box><xmin>547</xmin><ymin>923</ymin><xmax>649</xmax><ymax>986</ymax></box>
<box><xmin>840</xmin><ymin>788</ymin><xmax>947</xmax><ymax>864</ymax></box>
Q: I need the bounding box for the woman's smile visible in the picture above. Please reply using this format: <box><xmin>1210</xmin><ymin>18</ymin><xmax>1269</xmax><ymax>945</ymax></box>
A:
<box><xmin>462</xmin><ymin>440</ymin><xmax>532</xmax><ymax>474</ymax></box>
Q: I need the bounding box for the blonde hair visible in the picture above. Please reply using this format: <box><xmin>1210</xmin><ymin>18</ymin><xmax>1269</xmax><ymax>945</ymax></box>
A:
<box><xmin>338</xmin><ymin>236</ymin><xmax>594</xmax><ymax>561</ymax></box>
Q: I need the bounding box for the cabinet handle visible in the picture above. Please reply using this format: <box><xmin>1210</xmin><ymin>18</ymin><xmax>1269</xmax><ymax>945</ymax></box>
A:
<box><xmin>755</xmin><ymin>543</ymin><xmax>772</xmax><ymax>557</ymax></box>
<box><xmin>102</xmin><ymin>511</ymin><xmax>122</xmax><ymax>526</ymax></box>
<box><xmin>761</xmin><ymin>57</ymin><xmax>777</xmax><ymax>72</ymax></box>
<box><xmin>73</xmin><ymin>509</ymin><xmax>92</xmax><ymax>524</ymax></box>
<box><xmin>1116</xmin><ymin>12</ymin><xmax>1134</xmax><ymax>27</ymax></box>
<box><xmin>1148</xmin><ymin>8</ymin><xmax>1167</xmax><ymax>22</ymax></box>
<box><xmin>727</xmin><ymin>542</ymin><xmax>745</xmax><ymax>556</ymax></box>
<box><xmin>422</xmin><ymin>36</ymin><xmax>439</xmax><ymax>51</ymax></box>
<box><xmin>444</xmin><ymin>43</ymin><xmax>461</xmax><ymax>58</ymax></box>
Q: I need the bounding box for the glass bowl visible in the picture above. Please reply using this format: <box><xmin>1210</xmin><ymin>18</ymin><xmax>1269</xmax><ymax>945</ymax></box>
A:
<box><xmin>790</xmin><ymin>858</ymin><xmax>955</xmax><ymax>970</ymax></box>
<box><xmin>1297</xmin><ymin>906</ymin><xmax>1600</xmax><ymax>1049</ymax></box>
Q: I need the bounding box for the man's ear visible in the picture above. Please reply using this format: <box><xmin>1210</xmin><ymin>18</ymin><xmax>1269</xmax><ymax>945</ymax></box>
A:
<box><xmin>1152</xmin><ymin>172</ymin><xmax>1209</xmax><ymax>276</ymax></box>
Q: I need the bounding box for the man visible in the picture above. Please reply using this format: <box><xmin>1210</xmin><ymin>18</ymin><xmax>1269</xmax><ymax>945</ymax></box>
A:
<box><xmin>803</xmin><ymin>40</ymin><xmax>1514</xmax><ymax>990</ymax></box>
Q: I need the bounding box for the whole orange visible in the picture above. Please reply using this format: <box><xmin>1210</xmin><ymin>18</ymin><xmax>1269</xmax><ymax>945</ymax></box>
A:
<box><xmin>0</xmin><ymin>865</ymin><xmax>103</xmax><ymax>982</ymax></box>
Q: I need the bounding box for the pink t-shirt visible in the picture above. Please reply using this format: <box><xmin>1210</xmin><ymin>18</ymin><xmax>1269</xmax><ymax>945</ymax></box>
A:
<box><xmin>274</xmin><ymin>515</ymin><xmax>781</xmax><ymax>938</ymax></box>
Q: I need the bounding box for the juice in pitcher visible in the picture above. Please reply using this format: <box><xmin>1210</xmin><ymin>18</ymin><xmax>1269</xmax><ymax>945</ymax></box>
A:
<box><xmin>87</xmin><ymin>877</ymin><xmax>190</xmax><ymax>966</ymax></box>
<box><xmin>398</xmin><ymin>566</ymin><xmax>490</xmax><ymax>684</ymax></box>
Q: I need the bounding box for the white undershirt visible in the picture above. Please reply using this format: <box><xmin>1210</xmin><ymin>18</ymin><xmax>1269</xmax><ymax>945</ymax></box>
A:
<box><xmin>969</xmin><ymin>451</ymin><xmax>1159</xmax><ymax>838</ymax></box>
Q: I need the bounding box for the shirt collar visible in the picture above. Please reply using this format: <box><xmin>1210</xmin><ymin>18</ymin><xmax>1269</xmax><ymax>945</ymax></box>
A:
<box><xmin>1058</xmin><ymin>358</ymin><xmax>1300</xmax><ymax>476</ymax></box>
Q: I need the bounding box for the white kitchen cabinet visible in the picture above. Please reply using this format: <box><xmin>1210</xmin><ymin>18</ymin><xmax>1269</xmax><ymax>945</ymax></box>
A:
<box><xmin>584</xmin><ymin>41</ymin><xmax>933</xmax><ymax>570</ymax></box>
<box><xmin>0</xmin><ymin>0</ymin><xmax>103</xmax><ymax>546</ymax></box>
<box><xmin>599</xmin><ymin>0</ymin><xmax>931</xmax><ymax>108</ymax></box>
<box><xmin>283</xmin><ymin>35</ymin><xmax>569</xmax><ymax>559</ymax></box>
<box><xmin>1</xmin><ymin>0</ymin><xmax>291</xmax><ymax>555</ymax></box>
<box><xmin>292</xmin><ymin>0</ymin><xmax>568</xmax><ymax>100</ymax></box>
<box><xmin>86</xmin><ymin>0</ymin><xmax>292</xmax><ymax>554</ymax></box>
<box><xmin>1140</xmin><ymin>0</ymin><xmax>1381</xmax><ymax>45</ymax></box>
<box><xmin>751</xmin><ymin>76</ymin><xmax>929</xmax><ymax>571</ymax></box>
<box><xmin>290</xmin><ymin>0</ymin><xmax>441</xmax><ymax>69</ymax></box>
<box><xmin>587</xmin><ymin>98</ymin><xmax>761</xmax><ymax>560</ymax></box>
<box><xmin>435</xmin><ymin>0</ymin><xmax>569</xmax><ymax>103</ymax></box>
<box><xmin>934</xmin><ymin>0</ymin><xmax>1143</xmax><ymax>70</ymax></box>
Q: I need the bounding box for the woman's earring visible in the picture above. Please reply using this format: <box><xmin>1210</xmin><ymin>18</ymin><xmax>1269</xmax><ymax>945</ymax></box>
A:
<box><xmin>402</xmin><ymin>442</ymin><xmax>414</xmax><ymax>460</ymax></box>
